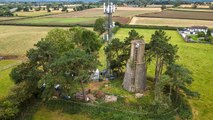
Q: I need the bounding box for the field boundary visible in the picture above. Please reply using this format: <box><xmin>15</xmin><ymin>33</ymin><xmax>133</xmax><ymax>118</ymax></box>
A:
<box><xmin>167</xmin><ymin>8</ymin><xmax>213</xmax><ymax>13</ymax></box>
<box><xmin>47</xmin><ymin>99</ymin><xmax>178</xmax><ymax>118</ymax></box>
<box><xmin>0</xmin><ymin>61</ymin><xmax>22</xmax><ymax>72</ymax></box>
<box><xmin>0</xmin><ymin>23</ymin><xmax>213</xmax><ymax>31</ymax></box>
<box><xmin>0</xmin><ymin>12</ymin><xmax>70</xmax><ymax>23</ymax></box>
<box><xmin>135</xmin><ymin>16</ymin><xmax>213</xmax><ymax>21</ymax></box>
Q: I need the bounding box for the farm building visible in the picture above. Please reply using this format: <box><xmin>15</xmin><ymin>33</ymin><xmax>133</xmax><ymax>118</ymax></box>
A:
<box><xmin>186</xmin><ymin>26</ymin><xmax>208</xmax><ymax>34</ymax></box>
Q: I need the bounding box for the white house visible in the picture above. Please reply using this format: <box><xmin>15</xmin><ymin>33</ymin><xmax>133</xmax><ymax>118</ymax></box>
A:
<box><xmin>186</xmin><ymin>26</ymin><xmax>208</xmax><ymax>35</ymax></box>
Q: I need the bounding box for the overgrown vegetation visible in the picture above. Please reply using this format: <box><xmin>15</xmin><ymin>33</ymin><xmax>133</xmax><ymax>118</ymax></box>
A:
<box><xmin>0</xmin><ymin>27</ymin><xmax>102</xmax><ymax>119</ymax></box>
<box><xmin>0</xmin><ymin>6</ymin><xmax>13</xmax><ymax>17</ymax></box>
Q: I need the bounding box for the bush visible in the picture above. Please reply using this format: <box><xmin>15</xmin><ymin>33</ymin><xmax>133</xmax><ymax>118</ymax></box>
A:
<box><xmin>0</xmin><ymin>100</ymin><xmax>19</xmax><ymax>119</ymax></box>
<box><xmin>191</xmin><ymin>4</ymin><xmax>198</xmax><ymax>9</ymax></box>
<box><xmin>209</xmin><ymin>4</ymin><xmax>213</xmax><ymax>10</ymax></box>
<box><xmin>171</xmin><ymin>93</ymin><xmax>193</xmax><ymax>120</ymax></box>
<box><xmin>0</xmin><ymin>81</ymin><xmax>38</xmax><ymax>119</ymax></box>
<box><xmin>94</xmin><ymin>18</ymin><xmax>106</xmax><ymax>35</ymax></box>
<box><xmin>112</xmin><ymin>26</ymin><xmax>120</xmax><ymax>34</ymax></box>
<box><xmin>197</xmin><ymin>31</ymin><xmax>205</xmax><ymax>38</ymax></box>
<box><xmin>161</xmin><ymin>5</ymin><xmax>166</xmax><ymax>10</ymax></box>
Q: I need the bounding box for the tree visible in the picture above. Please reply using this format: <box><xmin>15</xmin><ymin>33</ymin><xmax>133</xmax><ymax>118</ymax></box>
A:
<box><xmin>165</xmin><ymin>64</ymin><xmax>199</xmax><ymax>101</ymax></box>
<box><xmin>173</xmin><ymin>0</ymin><xmax>181</xmax><ymax>7</ymax></box>
<box><xmin>105</xmin><ymin>38</ymin><xmax>124</xmax><ymax>74</ymax></box>
<box><xmin>207</xmin><ymin>29</ymin><xmax>212</xmax><ymax>37</ymax></box>
<box><xmin>61</xmin><ymin>7</ymin><xmax>68</xmax><ymax>12</ymax></box>
<box><xmin>94</xmin><ymin>18</ymin><xmax>106</xmax><ymax>35</ymax></box>
<box><xmin>47</xmin><ymin>5</ymin><xmax>51</xmax><ymax>12</ymax></box>
<box><xmin>154</xmin><ymin>75</ymin><xmax>171</xmax><ymax>110</ymax></box>
<box><xmin>139</xmin><ymin>0</ymin><xmax>154</xmax><ymax>7</ymax></box>
<box><xmin>47</xmin><ymin>49</ymin><xmax>99</xmax><ymax>101</ymax></box>
<box><xmin>105</xmin><ymin>29</ymin><xmax>144</xmax><ymax>75</ymax></box>
<box><xmin>209</xmin><ymin>4</ymin><xmax>213</xmax><ymax>10</ymax></box>
<box><xmin>10</xmin><ymin>27</ymin><xmax>102</xmax><ymax>101</ymax></box>
<box><xmin>161</xmin><ymin>5</ymin><xmax>166</xmax><ymax>10</ymax></box>
<box><xmin>23</xmin><ymin>6</ymin><xmax>29</xmax><ymax>12</ymax></box>
<box><xmin>148</xmin><ymin>30</ymin><xmax>178</xmax><ymax>84</ymax></box>
<box><xmin>191</xmin><ymin>4</ymin><xmax>198</xmax><ymax>9</ymax></box>
<box><xmin>197</xmin><ymin>31</ymin><xmax>205</xmax><ymax>38</ymax></box>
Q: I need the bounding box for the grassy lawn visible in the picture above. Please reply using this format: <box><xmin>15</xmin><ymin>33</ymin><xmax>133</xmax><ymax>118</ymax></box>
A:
<box><xmin>32</xmin><ymin>106</ymin><xmax>92</xmax><ymax>120</ymax></box>
<box><xmin>188</xmin><ymin>35</ymin><xmax>199</xmax><ymax>41</ymax></box>
<box><xmin>13</xmin><ymin>17</ymin><xmax>96</xmax><ymax>25</ymax></box>
<box><xmin>130</xmin><ymin>17</ymin><xmax>213</xmax><ymax>28</ymax></box>
<box><xmin>0</xmin><ymin>60</ymin><xmax>20</xmax><ymax>99</ymax></box>
<box><xmin>115</xmin><ymin>28</ymin><xmax>213</xmax><ymax>120</ymax></box>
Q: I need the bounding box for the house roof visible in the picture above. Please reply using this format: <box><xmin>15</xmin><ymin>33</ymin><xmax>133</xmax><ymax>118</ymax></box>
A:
<box><xmin>189</xmin><ymin>26</ymin><xmax>208</xmax><ymax>29</ymax></box>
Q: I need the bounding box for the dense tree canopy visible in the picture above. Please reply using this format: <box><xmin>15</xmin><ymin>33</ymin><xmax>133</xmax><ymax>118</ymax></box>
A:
<box><xmin>147</xmin><ymin>30</ymin><xmax>178</xmax><ymax>83</ymax></box>
<box><xmin>105</xmin><ymin>29</ymin><xmax>144</xmax><ymax>74</ymax></box>
<box><xmin>10</xmin><ymin>27</ymin><xmax>102</xmax><ymax>101</ymax></box>
<box><xmin>94</xmin><ymin>18</ymin><xmax>106</xmax><ymax>35</ymax></box>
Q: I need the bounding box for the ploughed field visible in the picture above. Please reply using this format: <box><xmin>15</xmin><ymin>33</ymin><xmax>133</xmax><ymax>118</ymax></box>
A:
<box><xmin>1</xmin><ymin>7</ymin><xmax>161</xmax><ymax>25</ymax></box>
<box><xmin>136</xmin><ymin>10</ymin><xmax>213</xmax><ymax>21</ymax></box>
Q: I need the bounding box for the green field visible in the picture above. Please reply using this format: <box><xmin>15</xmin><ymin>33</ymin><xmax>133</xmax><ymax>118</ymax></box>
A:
<box><xmin>115</xmin><ymin>28</ymin><xmax>213</xmax><ymax>120</ymax></box>
<box><xmin>0</xmin><ymin>60</ymin><xmax>20</xmax><ymax>99</ymax></box>
<box><xmin>13</xmin><ymin>17</ymin><xmax>96</xmax><ymax>25</ymax></box>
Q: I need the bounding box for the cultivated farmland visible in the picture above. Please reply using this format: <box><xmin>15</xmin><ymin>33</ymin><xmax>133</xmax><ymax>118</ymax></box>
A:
<box><xmin>137</xmin><ymin>10</ymin><xmax>213</xmax><ymax>21</ymax></box>
<box><xmin>48</xmin><ymin>7</ymin><xmax>161</xmax><ymax>18</ymax></box>
<box><xmin>130</xmin><ymin>17</ymin><xmax>213</xmax><ymax>28</ymax></box>
<box><xmin>0</xmin><ymin>17</ymin><xmax>22</xmax><ymax>21</ymax></box>
<box><xmin>2</xmin><ymin>7</ymin><xmax>161</xmax><ymax>25</ymax></box>
<box><xmin>15</xmin><ymin>10</ymin><xmax>63</xmax><ymax>17</ymax></box>
<box><xmin>0</xmin><ymin>26</ymin><xmax>57</xmax><ymax>56</ymax></box>
<box><xmin>167</xmin><ymin>8</ymin><xmax>213</xmax><ymax>12</ymax></box>
<box><xmin>12</xmin><ymin>17</ymin><xmax>97</xmax><ymax>25</ymax></box>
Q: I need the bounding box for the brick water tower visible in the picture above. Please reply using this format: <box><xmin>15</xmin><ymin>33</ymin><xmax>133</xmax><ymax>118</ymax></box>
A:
<box><xmin>123</xmin><ymin>40</ymin><xmax>146</xmax><ymax>93</ymax></box>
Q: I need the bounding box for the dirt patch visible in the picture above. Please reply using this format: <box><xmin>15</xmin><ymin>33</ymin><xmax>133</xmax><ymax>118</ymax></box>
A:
<box><xmin>136</xmin><ymin>10</ymin><xmax>213</xmax><ymax>21</ymax></box>
<box><xmin>113</xmin><ymin>16</ymin><xmax>131</xmax><ymax>24</ymax></box>
<box><xmin>87</xmin><ymin>81</ymin><xmax>109</xmax><ymax>91</ymax></box>
<box><xmin>0</xmin><ymin>55</ymin><xmax>19</xmax><ymax>60</ymax></box>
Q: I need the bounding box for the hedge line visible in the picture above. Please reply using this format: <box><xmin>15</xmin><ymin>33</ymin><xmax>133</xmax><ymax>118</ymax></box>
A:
<box><xmin>0</xmin><ymin>22</ymin><xmax>183</xmax><ymax>30</ymax></box>
<box><xmin>0</xmin><ymin>12</ymin><xmax>68</xmax><ymax>22</ymax></box>
<box><xmin>0</xmin><ymin>21</ymin><xmax>212</xmax><ymax>31</ymax></box>
<box><xmin>45</xmin><ymin>99</ymin><xmax>177</xmax><ymax>120</ymax></box>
